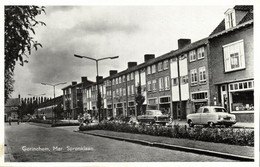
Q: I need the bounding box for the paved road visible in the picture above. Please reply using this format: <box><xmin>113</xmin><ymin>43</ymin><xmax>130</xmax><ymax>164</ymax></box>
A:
<box><xmin>5</xmin><ymin>123</ymin><xmax>235</xmax><ymax>162</ymax></box>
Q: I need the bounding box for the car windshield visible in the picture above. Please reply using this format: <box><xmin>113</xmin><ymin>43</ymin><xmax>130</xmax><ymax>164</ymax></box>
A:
<box><xmin>214</xmin><ymin>108</ymin><xmax>227</xmax><ymax>113</ymax></box>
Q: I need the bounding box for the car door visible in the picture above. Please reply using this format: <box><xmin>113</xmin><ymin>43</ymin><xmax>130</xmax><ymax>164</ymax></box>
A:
<box><xmin>192</xmin><ymin>108</ymin><xmax>203</xmax><ymax>124</ymax></box>
<box><xmin>200</xmin><ymin>108</ymin><xmax>210</xmax><ymax>124</ymax></box>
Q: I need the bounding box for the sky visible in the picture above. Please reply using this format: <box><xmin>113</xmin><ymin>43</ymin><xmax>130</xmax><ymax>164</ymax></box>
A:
<box><xmin>10</xmin><ymin>4</ymin><xmax>235</xmax><ymax>99</ymax></box>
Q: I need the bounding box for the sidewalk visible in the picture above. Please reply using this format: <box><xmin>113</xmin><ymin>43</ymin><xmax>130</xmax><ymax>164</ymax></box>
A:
<box><xmin>4</xmin><ymin>139</ymin><xmax>15</xmax><ymax>162</ymax></box>
<box><xmin>77</xmin><ymin>129</ymin><xmax>254</xmax><ymax>161</ymax></box>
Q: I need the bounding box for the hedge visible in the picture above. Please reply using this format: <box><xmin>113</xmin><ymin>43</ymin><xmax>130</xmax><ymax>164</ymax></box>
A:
<box><xmin>79</xmin><ymin>121</ymin><xmax>254</xmax><ymax>146</ymax></box>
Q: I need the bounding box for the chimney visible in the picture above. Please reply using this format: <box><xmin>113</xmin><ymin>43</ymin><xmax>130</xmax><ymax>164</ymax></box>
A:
<box><xmin>178</xmin><ymin>39</ymin><xmax>191</xmax><ymax>49</ymax></box>
<box><xmin>128</xmin><ymin>62</ymin><xmax>137</xmax><ymax>68</ymax></box>
<box><xmin>144</xmin><ymin>54</ymin><xmax>155</xmax><ymax>62</ymax></box>
<box><xmin>81</xmin><ymin>77</ymin><xmax>88</xmax><ymax>83</ymax></box>
<box><xmin>109</xmin><ymin>70</ymin><xmax>118</xmax><ymax>76</ymax></box>
<box><xmin>72</xmin><ymin>81</ymin><xmax>77</xmax><ymax>85</ymax></box>
<box><xmin>96</xmin><ymin>76</ymin><xmax>103</xmax><ymax>83</ymax></box>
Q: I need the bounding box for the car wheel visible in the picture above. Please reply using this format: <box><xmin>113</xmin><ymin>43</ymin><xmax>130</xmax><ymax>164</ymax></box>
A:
<box><xmin>208</xmin><ymin>122</ymin><xmax>215</xmax><ymax>128</ymax></box>
<box><xmin>188</xmin><ymin>120</ymin><xmax>194</xmax><ymax>127</ymax></box>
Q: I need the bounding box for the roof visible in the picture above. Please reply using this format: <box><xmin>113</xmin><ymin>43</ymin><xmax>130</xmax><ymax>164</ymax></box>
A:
<box><xmin>100</xmin><ymin>37</ymin><xmax>208</xmax><ymax>82</ymax></box>
<box><xmin>5</xmin><ymin>98</ymin><xmax>20</xmax><ymax>107</ymax></box>
<box><xmin>209</xmin><ymin>5</ymin><xmax>253</xmax><ymax>36</ymax></box>
<box><xmin>234</xmin><ymin>5</ymin><xmax>253</xmax><ymax>11</ymax></box>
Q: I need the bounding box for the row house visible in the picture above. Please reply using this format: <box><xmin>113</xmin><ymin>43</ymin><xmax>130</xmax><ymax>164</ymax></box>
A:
<box><xmin>208</xmin><ymin>5</ymin><xmax>254</xmax><ymax>122</ymax></box>
<box><xmin>62</xmin><ymin>77</ymin><xmax>93</xmax><ymax>119</ymax></box>
<box><xmin>66</xmin><ymin>5</ymin><xmax>254</xmax><ymax>122</ymax></box>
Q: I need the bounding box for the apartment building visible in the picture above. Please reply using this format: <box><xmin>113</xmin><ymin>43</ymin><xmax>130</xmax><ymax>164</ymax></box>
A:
<box><xmin>65</xmin><ymin>5</ymin><xmax>253</xmax><ymax>122</ymax></box>
<box><xmin>62</xmin><ymin>77</ymin><xmax>93</xmax><ymax>119</ymax></box>
<box><xmin>208</xmin><ymin>5</ymin><xmax>254</xmax><ymax>122</ymax></box>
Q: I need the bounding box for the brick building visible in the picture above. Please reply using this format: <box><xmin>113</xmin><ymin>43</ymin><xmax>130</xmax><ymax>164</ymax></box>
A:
<box><xmin>208</xmin><ymin>5</ymin><xmax>254</xmax><ymax>122</ymax></box>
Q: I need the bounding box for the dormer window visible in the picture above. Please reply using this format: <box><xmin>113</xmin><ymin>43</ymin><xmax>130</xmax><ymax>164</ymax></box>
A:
<box><xmin>225</xmin><ymin>9</ymin><xmax>236</xmax><ymax>29</ymax></box>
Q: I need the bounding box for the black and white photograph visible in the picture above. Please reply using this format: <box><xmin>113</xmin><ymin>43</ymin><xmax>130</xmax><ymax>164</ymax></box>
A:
<box><xmin>1</xmin><ymin>0</ymin><xmax>259</xmax><ymax>166</ymax></box>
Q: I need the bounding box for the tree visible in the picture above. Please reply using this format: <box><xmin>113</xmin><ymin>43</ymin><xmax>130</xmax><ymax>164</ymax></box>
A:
<box><xmin>135</xmin><ymin>84</ymin><xmax>145</xmax><ymax>115</ymax></box>
<box><xmin>5</xmin><ymin>6</ymin><xmax>46</xmax><ymax>103</ymax></box>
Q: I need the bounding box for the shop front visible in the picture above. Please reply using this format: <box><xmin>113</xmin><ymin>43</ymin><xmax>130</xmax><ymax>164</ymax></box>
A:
<box><xmin>228</xmin><ymin>80</ymin><xmax>254</xmax><ymax>122</ymax></box>
<box><xmin>128</xmin><ymin>101</ymin><xmax>136</xmax><ymax>116</ymax></box>
<box><xmin>159</xmin><ymin>96</ymin><xmax>171</xmax><ymax>115</ymax></box>
<box><xmin>191</xmin><ymin>91</ymin><xmax>208</xmax><ymax>113</ymax></box>
<box><xmin>116</xmin><ymin>103</ymin><xmax>123</xmax><ymax>116</ymax></box>
<box><xmin>147</xmin><ymin>98</ymin><xmax>158</xmax><ymax>110</ymax></box>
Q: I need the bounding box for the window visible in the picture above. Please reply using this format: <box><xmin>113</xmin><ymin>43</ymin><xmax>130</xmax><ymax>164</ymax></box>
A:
<box><xmin>116</xmin><ymin>89</ymin><xmax>119</xmax><ymax>96</ymax></box>
<box><xmin>131</xmin><ymin>72</ymin><xmax>134</xmax><ymax>80</ymax></box>
<box><xmin>197</xmin><ymin>47</ymin><xmax>205</xmax><ymax>59</ymax></box>
<box><xmin>199</xmin><ymin>66</ymin><xmax>206</xmax><ymax>83</ymax></box>
<box><xmin>119</xmin><ymin>88</ymin><xmax>122</xmax><ymax>96</ymax></box>
<box><xmin>119</xmin><ymin>76</ymin><xmax>121</xmax><ymax>83</ymax></box>
<box><xmin>113</xmin><ymin>91</ymin><xmax>115</xmax><ymax>97</ymax></box>
<box><xmin>181</xmin><ymin>75</ymin><xmax>189</xmax><ymax>84</ymax></box>
<box><xmin>152</xmin><ymin>64</ymin><xmax>156</xmax><ymax>74</ymax></box>
<box><xmin>172</xmin><ymin>78</ymin><xmax>178</xmax><ymax>86</ymax></box>
<box><xmin>158</xmin><ymin>62</ymin><xmax>163</xmax><ymax>71</ymax></box>
<box><xmin>164</xmin><ymin>76</ymin><xmax>170</xmax><ymax>90</ymax></box>
<box><xmin>147</xmin><ymin>66</ymin><xmax>151</xmax><ymax>75</ymax></box>
<box><xmin>190</xmin><ymin>69</ymin><xmax>198</xmax><ymax>85</ymax></box>
<box><xmin>191</xmin><ymin>92</ymin><xmax>208</xmax><ymax>100</ymax></box>
<box><xmin>112</xmin><ymin>79</ymin><xmax>115</xmax><ymax>85</ymax></box>
<box><xmin>223</xmin><ymin>40</ymin><xmax>245</xmax><ymax>72</ymax></box>
<box><xmin>147</xmin><ymin>81</ymin><xmax>152</xmax><ymax>91</ymax></box>
<box><xmin>163</xmin><ymin>60</ymin><xmax>169</xmax><ymax>70</ymax></box>
<box><xmin>131</xmin><ymin>85</ymin><xmax>135</xmax><ymax>95</ymax></box>
<box><xmin>159</xmin><ymin>77</ymin><xmax>164</xmax><ymax>91</ymax></box>
<box><xmin>127</xmin><ymin>86</ymin><xmax>131</xmax><ymax>95</ymax></box>
<box><xmin>127</xmin><ymin>74</ymin><xmax>130</xmax><ymax>81</ymax></box>
<box><xmin>189</xmin><ymin>50</ymin><xmax>196</xmax><ymax>62</ymax></box>
<box><xmin>115</xmin><ymin>78</ymin><xmax>118</xmax><ymax>84</ymax></box>
<box><xmin>123</xmin><ymin>88</ymin><xmax>126</xmax><ymax>96</ymax></box>
<box><xmin>225</xmin><ymin>9</ymin><xmax>236</xmax><ymax>29</ymax></box>
<box><xmin>152</xmin><ymin>79</ymin><xmax>157</xmax><ymax>91</ymax></box>
<box><xmin>122</xmin><ymin>75</ymin><xmax>125</xmax><ymax>82</ymax></box>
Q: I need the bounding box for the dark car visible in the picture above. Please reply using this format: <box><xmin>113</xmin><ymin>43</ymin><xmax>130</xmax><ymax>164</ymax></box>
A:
<box><xmin>137</xmin><ymin>110</ymin><xmax>170</xmax><ymax>126</ymax></box>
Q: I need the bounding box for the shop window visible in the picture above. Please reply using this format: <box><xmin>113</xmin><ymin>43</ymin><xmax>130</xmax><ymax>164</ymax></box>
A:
<box><xmin>160</xmin><ymin>97</ymin><xmax>170</xmax><ymax>103</ymax></box>
<box><xmin>231</xmin><ymin>91</ymin><xmax>254</xmax><ymax>112</ymax></box>
<box><xmin>191</xmin><ymin>92</ymin><xmax>208</xmax><ymax>100</ymax></box>
<box><xmin>148</xmin><ymin>98</ymin><xmax>158</xmax><ymax>105</ymax></box>
<box><xmin>223</xmin><ymin>40</ymin><xmax>245</xmax><ymax>72</ymax></box>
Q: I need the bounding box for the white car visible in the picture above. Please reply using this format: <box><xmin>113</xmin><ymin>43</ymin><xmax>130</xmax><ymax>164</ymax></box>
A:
<box><xmin>187</xmin><ymin>106</ymin><xmax>236</xmax><ymax>128</ymax></box>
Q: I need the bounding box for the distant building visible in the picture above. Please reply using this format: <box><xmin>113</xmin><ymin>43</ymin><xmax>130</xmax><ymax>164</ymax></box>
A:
<box><xmin>5</xmin><ymin>95</ymin><xmax>21</xmax><ymax>121</ymax></box>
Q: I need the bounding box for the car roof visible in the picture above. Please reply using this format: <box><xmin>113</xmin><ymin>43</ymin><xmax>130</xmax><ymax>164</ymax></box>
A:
<box><xmin>200</xmin><ymin>106</ymin><xmax>225</xmax><ymax>109</ymax></box>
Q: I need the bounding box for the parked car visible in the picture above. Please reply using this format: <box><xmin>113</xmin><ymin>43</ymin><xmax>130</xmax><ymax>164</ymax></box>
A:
<box><xmin>137</xmin><ymin>110</ymin><xmax>170</xmax><ymax>126</ymax></box>
<box><xmin>187</xmin><ymin>106</ymin><xmax>236</xmax><ymax>128</ymax></box>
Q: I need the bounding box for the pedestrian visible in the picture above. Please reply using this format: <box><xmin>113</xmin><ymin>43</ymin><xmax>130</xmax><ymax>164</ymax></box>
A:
<box><xmin>17</xmin><ymin>116</ymin><xmax>20</xmax><ymax>125</ymax></box>
<box><xmin>8</xmin><ymin>116</ymin><xmax>12</xmax><ymax>125</ymax></box>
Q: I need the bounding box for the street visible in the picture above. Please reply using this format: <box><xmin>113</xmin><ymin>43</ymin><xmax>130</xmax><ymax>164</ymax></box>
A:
<box><xmin>4</xmin><ymin>122</ymin><xmax>235</xmax><ymax>162</ymax></box>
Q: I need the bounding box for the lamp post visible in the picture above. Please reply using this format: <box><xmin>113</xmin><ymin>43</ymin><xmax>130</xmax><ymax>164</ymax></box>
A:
<box><xmin>41</xmin><ymin>82</ymin><xmax>67</xmax><ymax>124</ymax></box>
<box><xmin>28</xmin><ymin>93</ymin><xmax>46</xmax><ymax>118</ymax></box>
<box><xmin>74</xmin><ymin>54</ymin><xmax>119</xmax><ymax>122</ymax></box>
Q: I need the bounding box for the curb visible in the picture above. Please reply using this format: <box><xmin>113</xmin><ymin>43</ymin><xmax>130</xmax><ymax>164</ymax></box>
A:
<box><xmin>77</xmin><ymin>131</ymin><xmax>254</xmax><ymax>162</ymax></box>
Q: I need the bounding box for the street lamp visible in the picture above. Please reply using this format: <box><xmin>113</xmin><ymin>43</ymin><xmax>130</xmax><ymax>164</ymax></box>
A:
<box><xmin>74</xmin><ymin>54</ymin><xmax>119</xmax><ymax>122</ymax></box>
<box><xmin>41</xmin><ymin>82</ymin><xmax>67</xmax><ymax>124</ymax></box>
